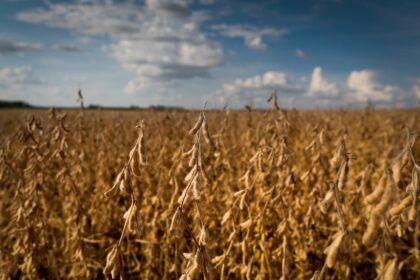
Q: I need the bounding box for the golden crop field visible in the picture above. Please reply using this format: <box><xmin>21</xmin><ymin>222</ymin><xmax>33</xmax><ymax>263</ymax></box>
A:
<box><xmin>0</xmin><ymin>106</ymin><xmax>419</xmax><ymax>280</ymax></box>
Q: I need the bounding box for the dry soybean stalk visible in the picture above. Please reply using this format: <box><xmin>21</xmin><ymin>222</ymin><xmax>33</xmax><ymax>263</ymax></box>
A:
<box><xmin>316</xmin><ymin>138</ymin><xmax>350</xmax><ymax>279</ymax></box>
<box><xmin>103</xmin><ymin>121</ymin><xmax>147</xmax><ymax>279</ymax></box>
<box><xmin>169</xmin><ymin>111</ymin><xmax>214</xmax><ymax>279</ymax></box>
<box><xmin>77</xmin><ymin>87</ymin><xmax>84</xmax><ymax>110</ymax></box>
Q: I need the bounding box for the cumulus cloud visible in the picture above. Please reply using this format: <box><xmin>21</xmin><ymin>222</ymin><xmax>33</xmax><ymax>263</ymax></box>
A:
<box><xmin>111</xmin><ymin>38</ymin><xmax>222</xmax><ymax>78</ymax></box>
<box><xmin>224</xmin><ymin>71</ymin><xmax>301</xmax><ymax>92</ymax></box>
<box><xmin>2</xmin><ymin>66</ymin><xmax>48</xmax><ymax>87</ymax></box>
<box><xmin>0</xmin><ymin>66</ymin><xmax>70</xmax><ymax>105</ymax></box>
<box><xmin>17</xmin><ymin>3</ymin><xmax>142</xmax><ymax>37</ymax></box>
<box><xmin>347</xmin><ymin>70</ymin><xmax>399</xmax><ymax>102</ymax></box>
<box><xmin>211</xmin><ymin>24</ymin><xmax>287</xmax><ymax>50</ymax></box>
<box><xmin>308</xmin><ymin>67</ymin><xmax>338</xmax><ymax>97</ymax></box>
<box><xmin>0</xmin><ymin>66</ymin><xmax>46</xmax><ymax>99</ymax></box>
<box><xmin>0</xmin><ymin>66</ymin><xmax>33</xmax><ymax>87</ymax></box>
<box><xmin>17</xmin><ymin>0</ymin><xmax>223</xmax><ymax>94</ymax></box>
<box><xmin>211</xmin><ymin>71</ymin><xmax>303</xmax><ymax>107</ymax></box>
<box><xmin>295</xmin><ymin>48</ymin><xmax>305</xmax><ymax>58</ymax></box>
<box><xmin>211</xmin><ymin>68</ymin><xmax>408</xmax><ymax>109</ymax></box>
<box><xmin>0</xmin><ymin>38</ymin><xmax>43</xmax><ymax>55</ymax></box>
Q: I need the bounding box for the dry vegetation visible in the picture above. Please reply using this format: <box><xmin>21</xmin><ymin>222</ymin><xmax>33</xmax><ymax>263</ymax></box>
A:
<box><xmin>0</xmin><ymin>101</ymin><xmax>419</xmax><ymax>279</ymax></box>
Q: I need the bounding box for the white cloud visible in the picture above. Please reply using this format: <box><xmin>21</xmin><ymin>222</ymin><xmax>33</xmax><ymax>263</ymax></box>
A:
<box><xmin>347</xmin><ymin>70</ymin><xmax>398</xmax><ymax>102</ymax></box>
<box><xmin>308</xmin><ymin>66</ymin><xmax>338</xmax><ymax>97</ymax></box>
<box><xmin>211</xmin><ymin>71</ymin><xmax>302</xmax><ymax>107</ymax></box>
<box><xmin>0</xmin><ymin>66</ymin><xmax>33</xmax><ymax>88</ymax></box>
<box><xmin>211</xmin><ymin>68</ymin><xmax>407</xmax><ymax>109</ymax></box>
<box><xmin>112</xmin><ymin>39</ymin><xmax>222</xmax><ymax>77</ymax></box>
<box><xmin>211</xmin><ymin>24</ymin><xmax>287</xmax><ymax>50</ymax></box>
<box><xmin>124</xmin><ymin>78</ymin><xmax>177</xmax><ymax>95</ymax></box>
<box><xmin>227</xmin><ymin>71</ymin><xmax>300</xmax><ymax>91</ymax></box>
<box><xmin>295</xmin><ymin>48</ymin><xmax>305</xmax><ymax>58</ymax></box>
<box><xmin>0</xmin><ymin>38</ymin><xmax>43</xmax><ymax>55</ymax></box>
<box><xmin>17</xmin><ymin>0</ymin><xmax>223</xmax><ymax>94</ymax></box>
<box><xmin>17</xmin><ymin>3</ymin><xmax>142</xmax><ymax>37</ymax></box>
<box><xmin>0</xmin><ymin>65</ymin><xmax>99</xmax><ymax>105</ymax></box>
<box><xmin>0</xmin><ymin>66</ymin><xmax>50</xmax><ymax>100</ymax></box>
<box><xmin>412</xmin><ymin>78</ymin><xmax>420</xmax><ymax>99</ymax></box>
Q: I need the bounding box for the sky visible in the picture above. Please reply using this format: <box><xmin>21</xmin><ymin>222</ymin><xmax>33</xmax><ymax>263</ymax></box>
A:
<box><xmin>0</xmin><ymin>0</ymin><xmax>419</xmax><ymax>109</ymax></box>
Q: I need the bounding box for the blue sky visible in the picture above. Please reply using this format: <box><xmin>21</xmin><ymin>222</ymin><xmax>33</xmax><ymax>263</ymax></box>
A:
<box><xmin>0</xmin><ymin>0</ymin><xmax>419</xmax><ymax>109</ymax></box>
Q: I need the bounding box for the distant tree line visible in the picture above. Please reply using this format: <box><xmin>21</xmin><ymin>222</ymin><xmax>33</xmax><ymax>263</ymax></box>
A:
<box><xmin>0</xmin><ymin>100</ymin><xmax>187</xmax><ymax>111</ymax></box>
<box><xmin>0</xmin><ymin>100</ymin><xmax>33</xmax><ymax>108</ymax></box>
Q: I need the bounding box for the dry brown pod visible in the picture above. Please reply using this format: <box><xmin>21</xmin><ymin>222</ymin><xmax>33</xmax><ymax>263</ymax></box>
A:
<box><xmin>330</xmin><ymin>141</ymin><xmax>345</xmax><ymax>170</ymax></box>
<box><xmin>188</xmin><ymin>143</ymin><xmax>199</xmax><ymax>167</ymax></box>
<box><xmin>365</xmin><ymin>174</ymin><xmax>387</xmax><ymax>205</ymax></box>
<box><xmin>383</xmin><ymin>258</ymin><xmax>398</xmax><ymax>280</ymax></box>
<box><xmin>104</xmin><ymin>171</ymin><xmax>123</xmax><ymax>197</ymax></box>
<box><xmin>130</xmin><ymin>144</ymin><xmax>141</xmax><ymax>177</ymax></box>
<box><xmin>120</xmin><ymin>201</ymin><xmax>137</xmax><ymax>241</ymax></box>
<box><xmin>323</xmin><ymin>231</ymin><xmax>346</xmax><ymax>268</ymax></box>
<box><xmin>320</xmin><ymin>189</ymin><xmax>334</xmax><ymax>214</ymax></box>
<box><xmin>391</xmin><ymin>149</ymin><xmax>409</xmax><ymax>184</ymax></box>
<box><xmin>169</xmin><ymin>208</ymin><xmax>185</xmax><ymax>238</ymax></box>
<box><xmin>178</xmin><ymin>183</ymin><xmax>192</xmax><ymax>206</ymax></box>
<box><xmin>138</xmin><ymin>135</ymin><xmax>147</xmax><ymax>165</ymax></box>
<box><xmin>221</xmin><ymin>209</ymin><xmax>232</xmax><ymax>225</ymax></box>
<box><xmin>199</xmin><ymin>224</ymin><xmax>210</xmax><ymax>245</ymax></box>
<box><xmin>103</xmin><ymin>245</ymin><xmax>121</xmax><ymax>279</ymax></box>
<box><xmin>192</xmin><ymin>173</ymin><xmax>202</xmax><ymax>200</ymax></box>
<box><xmin>389</xmin><ymin>195</ymin><xmax>412</xmax><ymax>216</ymax></box>
<box><xmin>363</xmin><ymin>172</ymin><xmax>396</xmax><ymax>246</ymax></box>
<box><xmin>189</xmin><ymin>113</ymin><xmax>204</xmax><ymax>135</ymax></box>
<box><xmin>407</xmin><ymin>201</ymin><xmax>417</xmax><ymax>232</ymax></box>
<box><xmin>184</xmin><ymin>166</ymin><xmax>197</xmax><ymax>183</ymax></box>
<box><xmin>337</xmin><ymin>160</ymin><xmax>349</xmax><ymax>191</ymax></box>
<box><xmin>119</xmin><ymin>168</ymin><xmax>133</xmax><ymax>194</ymax></box>
<box><xmin>201</xmin><ymin>117</ymin><xmax>215</xmax><ymax>148</ymax></box>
